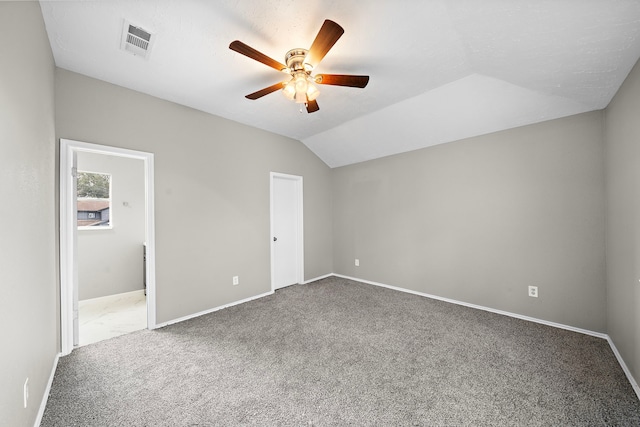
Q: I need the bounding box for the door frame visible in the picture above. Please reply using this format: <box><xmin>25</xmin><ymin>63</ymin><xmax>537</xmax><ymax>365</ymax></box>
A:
<box><xmin>269</xmin><ymin>172</ymin><xmax>304</xmax><ymax>291</ymax></box>
<box><xmin>60</xmin><ymin>138</ymin><xmax>157</xmax><ymax>355</ymax></box>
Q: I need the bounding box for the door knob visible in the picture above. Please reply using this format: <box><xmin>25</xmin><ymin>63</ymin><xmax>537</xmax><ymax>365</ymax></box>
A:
<box><xmin>273</xmin><ymin>237</ymin><xmax>277</xmax><ymax>241</ymax></box>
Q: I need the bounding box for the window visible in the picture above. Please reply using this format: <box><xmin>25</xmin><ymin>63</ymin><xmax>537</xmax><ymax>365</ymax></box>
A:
<box><xmin>77</xmin><ymin>171</ymin><xmax>112</xmax><ymax>229</ymax></box>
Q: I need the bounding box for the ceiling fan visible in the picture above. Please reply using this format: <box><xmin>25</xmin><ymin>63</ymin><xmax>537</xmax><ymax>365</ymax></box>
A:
<box><xmin>229</xmin><ymin>19</ymin><xmax>369</xmax><ymax>113</ymax></box>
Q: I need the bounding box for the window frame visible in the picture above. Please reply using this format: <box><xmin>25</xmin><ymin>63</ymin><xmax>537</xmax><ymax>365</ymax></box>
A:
<box><xmin>76</xmin><ymin>170</ymin><xmax>113</xmax><ymax>231</ymax></box>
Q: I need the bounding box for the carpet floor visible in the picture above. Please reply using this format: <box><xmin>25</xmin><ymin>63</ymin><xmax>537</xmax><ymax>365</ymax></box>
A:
<box><xmin>41</xmin><ymin>277</ymin><xmax>640</xmax><ymax>426</ymax></box>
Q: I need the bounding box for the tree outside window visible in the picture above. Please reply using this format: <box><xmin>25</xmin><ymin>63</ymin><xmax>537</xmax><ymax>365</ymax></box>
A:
<box><xmin>77</xmin><ymin>171</ymin><xmax>112</xmax><ymax>229</ymax></box>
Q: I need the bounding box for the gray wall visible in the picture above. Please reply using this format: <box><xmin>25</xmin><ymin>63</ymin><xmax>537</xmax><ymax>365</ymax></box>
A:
<box><xmin>55</xmin><ymin>69</ymin><xmax>334</xmax><ymax>323</ymax></box>
<box><xmin>0</xmin><ymin>2</ymin><xmax>58</xmax><ymax>426</ymax></box>
<box><xmin>77</xmin><ymin>152</ymin><xmax>145</xmax><ymax>300</ymax></box>
<box><xmin>333</xmin><ymin>111</ymin><xmax>606</xmax><ymax>332</ymax></box>
<box><xmin>605</xmin><ymin>58</ymin><xmax>640</xmax><ymax>386</ymax></box>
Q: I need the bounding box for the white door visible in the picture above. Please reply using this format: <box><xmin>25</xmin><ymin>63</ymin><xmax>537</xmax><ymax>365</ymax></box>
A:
<box><xmin>271</xmin><ymin>173</ymin><xmax>303</xmax><ymax>290</ymax></box>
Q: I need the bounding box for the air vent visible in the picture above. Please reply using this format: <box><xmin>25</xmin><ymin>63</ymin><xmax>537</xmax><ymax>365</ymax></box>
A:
<box><xmin>120</xmin><ymin>20</ymin><xmax>154</xmax><ymax>59</ymax></box>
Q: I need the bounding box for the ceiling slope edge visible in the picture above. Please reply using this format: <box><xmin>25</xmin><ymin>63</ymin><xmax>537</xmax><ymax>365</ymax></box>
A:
<box><xmin>303</xmin><ymin>74</ymin><xmax>595</xmax><ymax>168</ymax></box>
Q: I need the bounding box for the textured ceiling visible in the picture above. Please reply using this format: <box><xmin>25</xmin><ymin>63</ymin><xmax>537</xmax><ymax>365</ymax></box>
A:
<box><xmin>40</xmin><ymin>0</ymin><xmax>640</xmax><ymax>167</ymax></box>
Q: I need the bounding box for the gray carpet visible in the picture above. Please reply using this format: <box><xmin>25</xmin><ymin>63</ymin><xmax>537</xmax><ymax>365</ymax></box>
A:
<box><xmin>41</xmin><ymin>277</ymin><xmax>640</xmax><ymax>426</ymax></box>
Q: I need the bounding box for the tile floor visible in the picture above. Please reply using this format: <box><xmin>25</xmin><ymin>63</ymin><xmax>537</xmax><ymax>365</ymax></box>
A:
<box><xmin>78</xmin><ymin>290</ymin><xmax>147</xmax><ymax>347</ymax></box>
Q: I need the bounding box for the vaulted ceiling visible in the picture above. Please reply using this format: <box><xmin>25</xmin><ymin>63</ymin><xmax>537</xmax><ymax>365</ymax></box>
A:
<box><xmin>40</xmin><ymin>0</ymin><xmax>640</xmax><ymax>167</ymax></box>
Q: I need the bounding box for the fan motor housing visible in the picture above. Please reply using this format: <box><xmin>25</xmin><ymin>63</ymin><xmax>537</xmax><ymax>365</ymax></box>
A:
<box><xmin>285</xmin><ymin>49</ymin><xmax>311</xmax><ymax>72</ymax></box>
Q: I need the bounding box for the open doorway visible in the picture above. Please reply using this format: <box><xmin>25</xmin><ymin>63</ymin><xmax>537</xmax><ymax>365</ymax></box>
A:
<box><xmin>60</xmin><ymin>139</ymin><xmax>156</xmax><ymax>355</ymax></box>
<box><xmin>76</xmin><ymin>151</ymin><xmax>146</xmax><ymax>346</ymax></box>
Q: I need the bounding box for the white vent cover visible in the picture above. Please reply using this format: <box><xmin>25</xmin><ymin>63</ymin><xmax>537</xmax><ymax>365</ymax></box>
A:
<box><xmin>120</xmin><ymin>20</ymin><xmax>154</xmax><ymax>59</ymax></box>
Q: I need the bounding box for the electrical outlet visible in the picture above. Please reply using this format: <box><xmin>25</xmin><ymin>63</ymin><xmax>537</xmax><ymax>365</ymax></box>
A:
<box><xmin>23</xmin><ymin>378</ymin><xmax>28</xmax><ymax>409</ymax></box>
<box><xmin>232</xmin><ymin>276</ymin><xmax>239</xmax><ymax>286</ymax></box>
<box><xmin>528</xmin><ymin>286</ymin><xmax>538</xmax><ymax>298</ymax></box>
<box><xmin>355</xmin><ymin>259</ymin><xmax>359</xmax><ymax>267</ymax></box>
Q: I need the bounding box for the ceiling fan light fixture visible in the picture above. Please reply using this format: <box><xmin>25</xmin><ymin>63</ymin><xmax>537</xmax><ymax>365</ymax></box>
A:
<box><xmin>282</xmin><ymin>73</ymin><xmax>319</xmax><ymax>103</ymax></box>
<box><xmin>295</xmin><ymin>89</ymin><xmax>307</xmax><ymax>104</ymax></box>
<box><xmin>306</xmin><ymin>82</ymin><xmax>320</xmax><ymax>101</ymax></box>
<box><xmin>282</xmin><ymin>80</ymin><xmax>296</xmax><ymax>101</ymax></box>
<box><xmin>230</xmin><ymin>19</ymin><xmax>368</xmax><ymax>114</ymax></box>
<box><xmin>294</xmin><ymin>74</ymin><xmax>308</xmax><ymax>93</ymax></box>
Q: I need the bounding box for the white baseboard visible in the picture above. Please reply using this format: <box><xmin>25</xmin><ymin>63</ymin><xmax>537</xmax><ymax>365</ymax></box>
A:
<box><xmin>333</xmin><ymin>274</ymin><xmax>606</xmax><ymax>338</ymax></box>
<box><xmin>154</xmin><ymin>274</ymin><xmax>330</xmax><ymax>330</ymax></box>
<box><xmin>302</xmin><ymin>273</ymin><xmax>333</xmax><ymax>284</ymax></box>
<box><xmin>34</xmin><ymin>352</ymin><xmax>60</xmax><ymax>427</ymax></box>
<box><xmin>606</xmin><ymin>336</ymin><xmax>640</xmax><ymax>400</ymax></box>
<box><xmin>155</xmin><ymin>290</ymin><xmax>274</xmax><ymax>329</ymax></box>
<box><xmin>79</xmin><ymin>289</ymin><xmax>144</xmax><ymax>304</ymax></box>
<box><xmin>330</xmin><ymin>273</ymin><xmax>640</xmax><ymax>401</ymax></box>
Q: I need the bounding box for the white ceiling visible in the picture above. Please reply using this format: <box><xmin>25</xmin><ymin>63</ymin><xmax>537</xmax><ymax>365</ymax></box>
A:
<box><xmin>40</xmin><ymin>0</ymin><xmax>640</xmax><ymax>167</ymax></box>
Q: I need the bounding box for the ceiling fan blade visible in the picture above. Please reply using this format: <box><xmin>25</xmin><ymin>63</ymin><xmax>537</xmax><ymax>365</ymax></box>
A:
<box><xmin>245</xmin><ymin>82</ymin><xmax>285</xmax><ymax>100</ymax></box>
<box><xmin>306</xmin><ymin>99</ymin><xmax>319</xmax><ymax>113</ymax></box>
<box><xmin>229</xmin><ymin>40</ymin><xmax>287</xmax><ymax>72</ymax></box>
<box><xmin>305</xmin><ymin>20</ymin><xmax>344</xmax><ymax>67</ymax></box>
<box><xmin>315</xmin><ymin>74</ymin><xmax>369</xmax><ymax>88</ymax></box>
